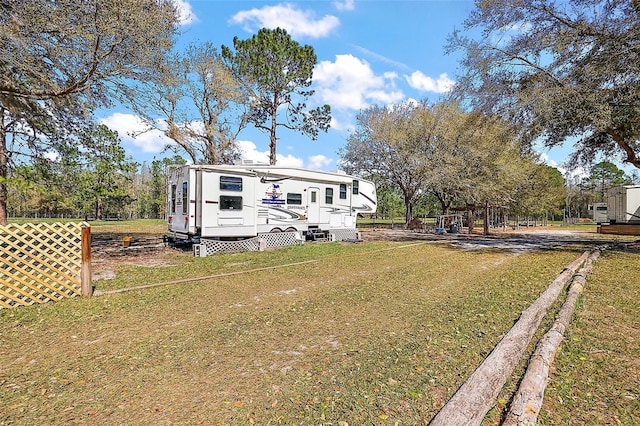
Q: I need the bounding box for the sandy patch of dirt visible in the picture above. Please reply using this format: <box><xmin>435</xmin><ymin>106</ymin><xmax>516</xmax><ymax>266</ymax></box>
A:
<box><xmin>91</xmin><ymin>242</ymin><xmax>178</xmax><ymax>280</ymax></box>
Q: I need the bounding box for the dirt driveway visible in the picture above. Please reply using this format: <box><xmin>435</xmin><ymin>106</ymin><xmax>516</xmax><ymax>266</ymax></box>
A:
<box><xmin>362</xmin><ymin>226</ymin><xmax>638</xmax><ymax>252</ymax></box>
<box><xmin>90</xmin><ymin>226</ymin><xmax>639</xmax><ymax>281</ymax></box>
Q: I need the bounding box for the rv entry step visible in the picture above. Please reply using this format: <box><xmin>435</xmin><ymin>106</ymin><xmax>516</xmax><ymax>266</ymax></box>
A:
<box><xmin>307</xmin><ymin>228</ymin><xmax>330</xmax><ymax>242</ymax></box>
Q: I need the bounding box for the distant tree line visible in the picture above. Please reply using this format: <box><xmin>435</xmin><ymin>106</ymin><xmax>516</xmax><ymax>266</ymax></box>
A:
<box><xmin>369</xmin><ymin>157</ymin><xmax>637</xmax><ymax>226</ymax></box>
<box><xmin>6</xmin><ymin>124</ymin><xmax>186</xmax><ymax>221</ymax></box>
<box><xmin>563</xmin><ymin>161</ymin><xmax>638</xmax><ymax>222</ymax></box>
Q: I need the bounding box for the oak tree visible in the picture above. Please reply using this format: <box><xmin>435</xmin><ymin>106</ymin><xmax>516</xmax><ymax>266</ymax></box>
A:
<box><xmin>342</xmin><ymin>100</ymin><xmax>531</xmax><ymax>232</ymax></box>
<box><xmin>340</xmin><ymin>101</ymin><xmax>434</xmax><ymax>224</ymax></box>
<box><xmin>510</xmin><ymin>164</ymin><xmax>566</xmax><ymax>221</ymax></box>
<box><xmin>0</xmin><ymin>0</ymin><xmax>179</xmax><ymax>224</ymax></box>
<box><xmin>448</xmin><ymin>0</ymin><xmax>640</xmax><ymax>170</ymax></box>
<box><xmin>137</xmin><ymin>42</ymin><xmax>251</xmax><ymax>164</ymax></box>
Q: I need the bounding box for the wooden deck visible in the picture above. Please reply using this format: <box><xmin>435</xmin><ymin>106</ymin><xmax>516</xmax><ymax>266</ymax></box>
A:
<box><xmin>597</xmin><ymin>223</ymin><xmax>640</xmax><ymax>236</ymax></box>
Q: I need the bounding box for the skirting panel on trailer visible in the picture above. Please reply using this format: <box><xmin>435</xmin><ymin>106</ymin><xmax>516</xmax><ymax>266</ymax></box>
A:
<box><xmin>330</xmin><ymin>228</ymin><xmax>359</xmax><ymax>241</ymax></box>
<box><xmin>195</xmin><ymin>231</ymin><xmax>304</xmax><ymax>257</ymax></box>
<box><xmin>258</xmin><ymin>231</ymin><xmax>304</xmax><ymax>248</ymax></box>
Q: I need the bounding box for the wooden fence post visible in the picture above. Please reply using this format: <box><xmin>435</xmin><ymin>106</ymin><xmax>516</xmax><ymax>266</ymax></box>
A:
<box><xmin>81</xmin><ymin>226</ymin><xmax>93</xmax><ymax>297</ymax></box>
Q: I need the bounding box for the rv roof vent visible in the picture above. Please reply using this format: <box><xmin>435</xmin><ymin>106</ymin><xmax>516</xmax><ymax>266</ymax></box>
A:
<box><xmin>240</xmin><ymin>159</ymin><xmax>269</xmax><ymax>165</ymax></box>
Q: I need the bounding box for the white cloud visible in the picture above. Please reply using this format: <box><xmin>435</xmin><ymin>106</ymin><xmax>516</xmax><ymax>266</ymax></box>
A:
<box><xmin>237</xmin><ymin>140</ymin><xmax>304</xmax><ymax>167</ymax></box>
<box><xmin>328</xmin><ymin>113</ymin><xmax>355</xmax><ymax>132</ymax></box>
<box><xmin>333</xmin><ymin>0</ymin><xmax>355</xmax><ymax>11</ymax></box>
<box><xmin>313</xmin><ymin>54</ymin><xmax>404</xmax><ymax>111</ymax></box>
<box><xmin>44</xmin><ymin>151</ymin><xmax>60</xmax><ymax>161</ymax></box>
<box><xmin>278</xmin><ymin>154</ymin><xmax>306</xmax><ymax>168</ymax></box>
<box><xmin>561</xmin><ymin>166</ymin><xmax>589</xmax><ymax>181</ymax></box>
<box><xmin>173</xmin><ymin>0</ymin><xmax>197</xmax><ymax>26</ymax></box>
<box><xmin>100</xmin><ymin>113</ymin><xmax>172</xmax><ymax>154</ymax></box>
<box><xmin>237</xmin><ymin>140</ymin><xmax>269</xmax><ymax>164</ymax></box>
<box><xmin>238</xmin><ymin>140</ymin><xmax>333</xmax><ymax>169</ymax></box>
<box><xmin>307</xmin><ymin>154</ymin><xmax>333</xmax><ymax>170</ymax></box>
<box><xmin>405</xmin><ymin>71</ymin><xmax>455</xmax><ymax>93</ymax></box>
<box><xmin>229</xmin><ymin>4</ymin><xmax>339</xmax><ymax>38</ymax></box>
<box><xmin>537</xmin><ymin>151</ymin><xmax>554</xmax><ymax>166</ymax></box>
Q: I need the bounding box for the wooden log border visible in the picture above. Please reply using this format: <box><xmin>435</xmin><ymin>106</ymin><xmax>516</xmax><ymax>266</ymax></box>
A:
<box><xmin>502</xmin><ymin>249</ymin><xmax>602</xmax><ymax>425</ymax></box>
<box><xmin>430</xmin><ymin>250</ymin><xmax>593</xmax><ymax>426</ymax></box>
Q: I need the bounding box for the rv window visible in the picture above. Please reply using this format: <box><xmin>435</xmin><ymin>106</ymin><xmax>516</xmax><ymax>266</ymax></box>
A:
<box><xmin>220</xmin><ymin>195</ymin><xmax>242</xmax><ymax>210</ymax></box>
<box><xmin>339</xmin><ymin>184</ymin><xmax>347</xmax><ymax>199</ymax></box>
<box><xmin>170</xmin><ymin>184</ymin><xmax>177</xmax><ymax>214</ymax></box>
<box><xmin>220</xmin><ymin>176</ymin><xmax>243</xmax><ymax>191</ymax></box>
<box><xmin>352</xmin><ymin>180</ymin><xmax>359</xmax><ymax>195</ymax></box>
<box><xmin>182</xmin><ymin>182</ymin><xmax>188</xmax><ymax>214</ymax></box>
<box><xmin>326</xmin><ymin>188</ymin><xmax>334</xmax><ymax>204</ymax></box>
<box><xmin>311</xmin><ymin>191</ymin><xmax>317</xmax><ymax>203</ymax></box>
<box><xmin>287</xmin><ymin>193</ymin><xmax>302</xmax><ymax>205</ymax></box>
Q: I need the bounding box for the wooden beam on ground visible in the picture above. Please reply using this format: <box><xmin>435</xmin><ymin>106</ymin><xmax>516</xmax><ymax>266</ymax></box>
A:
<box><xmin>502</xmin><ymin>248</ymin><xmax>602</xmax><ymax>426</ymax></box>
<box><xmin>429</xmin><ymin>251</ymin><xmax>591</xmax><ymax>426</ymax></box>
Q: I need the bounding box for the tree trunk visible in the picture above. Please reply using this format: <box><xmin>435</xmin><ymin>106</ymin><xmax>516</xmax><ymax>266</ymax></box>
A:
<box><xmin>404</xmin><ymin>195</ymin><xmax>414</xmax><ymax>225</ymax></box>
<box><xmin>503</xmin><ymin>249</ymin><xmax>600</xmax><ymax>425</ymax></box>
<box><xmin>483</xmin><ymin>202</ymin><xmax>490</xmax><ymax>235</ymax></box>
<box><xmin>95</xmin><ymin>198</ymin><xmax>103</xmax><ymax>221</ymax></box>
<box><xmin>269</xmin><ymin>110</ymin><xmax>277</xmax><ymax>165</ymax></box>
<box><xmin>0</xmin><ymin>127</ymin><xmax>8</xmax><ymax>225</ymax></box>
<box><xmin>429</xmin><ymin>251</ymin><xmax>591</xmax><ymax>426</ymax></box>
<box><xmin>608</xmin><ymin>127</ymin><xmax>640</xmax><ymax>170</ymax></box>
<box><xmin>435</xmin><ymin>193</ymin><xmax>451</xmax><ymax>215</ymax></box>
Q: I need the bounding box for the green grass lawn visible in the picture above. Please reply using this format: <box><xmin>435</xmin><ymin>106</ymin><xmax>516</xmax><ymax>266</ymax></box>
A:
<box><xmin>1</xmin><ymin>238</ymin><xmax>637</xmax><ymax>425</ymax></box>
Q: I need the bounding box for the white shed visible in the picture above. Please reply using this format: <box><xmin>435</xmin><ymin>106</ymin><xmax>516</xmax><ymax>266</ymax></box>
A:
<box><xmin>607</xmin><ymin>185</ymin><xmax>640</xmax><ymax>224</ymax></box>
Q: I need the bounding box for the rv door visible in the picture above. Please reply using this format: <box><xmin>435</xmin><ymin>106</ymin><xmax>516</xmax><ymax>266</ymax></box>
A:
<box><xmin>307</xmin><ymin>187</ymin><xmax>320</xmax><ymax>224</ymax></box>
<box><xmin>168</xmin><ymin>167</ymin><xmax>196</xmax><ymax>236</ymax></box>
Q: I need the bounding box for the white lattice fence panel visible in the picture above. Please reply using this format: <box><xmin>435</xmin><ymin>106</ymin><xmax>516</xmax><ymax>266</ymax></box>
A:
<box><xmin>198</xmin><ymin>232</ymin><xmax>303</xmax><ymax>256</ymax></box>
<box><xmin>200</xmin><ymin>237</ymin><xmax>261</xmax><ymax>255</ymax></box>
<box><xmin>0</xmin><ymin>222</ymin><xmax>87</xmax><ymax>309</ymax></box>
<box><xmin>258</xmin><ymin>232</ymin><xmax>302</xmax><ymax>248</ymax></box>
<box><xmin>330</xmin><ymin>228</ymin><xmax>359</xmax><ymax>241</ymax></box>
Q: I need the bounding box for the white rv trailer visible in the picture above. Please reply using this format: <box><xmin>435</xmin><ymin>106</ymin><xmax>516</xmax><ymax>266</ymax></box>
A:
<box><xmin>588</xmin><ymin>202</ymin><xmax>608</xmax><ymax>224</ymax></box>
<box><xmin>166</xmin><ymin>164</ymin><xmax>377</xmax><ymax>244</ymax></box>
<box><xmin>607</xmin><ymin>185</ymin><xmax>640</xmax><ymax>224</ymax></box>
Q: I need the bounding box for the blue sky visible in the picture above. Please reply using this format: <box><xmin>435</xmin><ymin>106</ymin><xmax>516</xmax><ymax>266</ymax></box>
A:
<box><xmin>99</xmin><ymin>0</ymin><xmax>580</xmax><ymax>173</ymax></box>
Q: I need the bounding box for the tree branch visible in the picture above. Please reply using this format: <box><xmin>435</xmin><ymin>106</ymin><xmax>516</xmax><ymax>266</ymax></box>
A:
<box><xmin>487</xmin><ymin>45</ymin><xmax>564</xmax><ymax>86</ymax></box>
<box><xmin>607</xmin><ymin>127</ymin><xmax>640</xmax><ymax>168</ymax></box>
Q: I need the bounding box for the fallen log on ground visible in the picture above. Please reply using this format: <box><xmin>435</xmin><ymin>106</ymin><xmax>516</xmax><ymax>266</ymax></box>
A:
<box><xmin>502</xmin><ymin>248</ymin><xmax>602</xmax><ymax>425</ymax></box>
<box><xmin>429</xmin><ymin>250</ymin><xmax>591</xmax><ymax>426</ymax></box>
